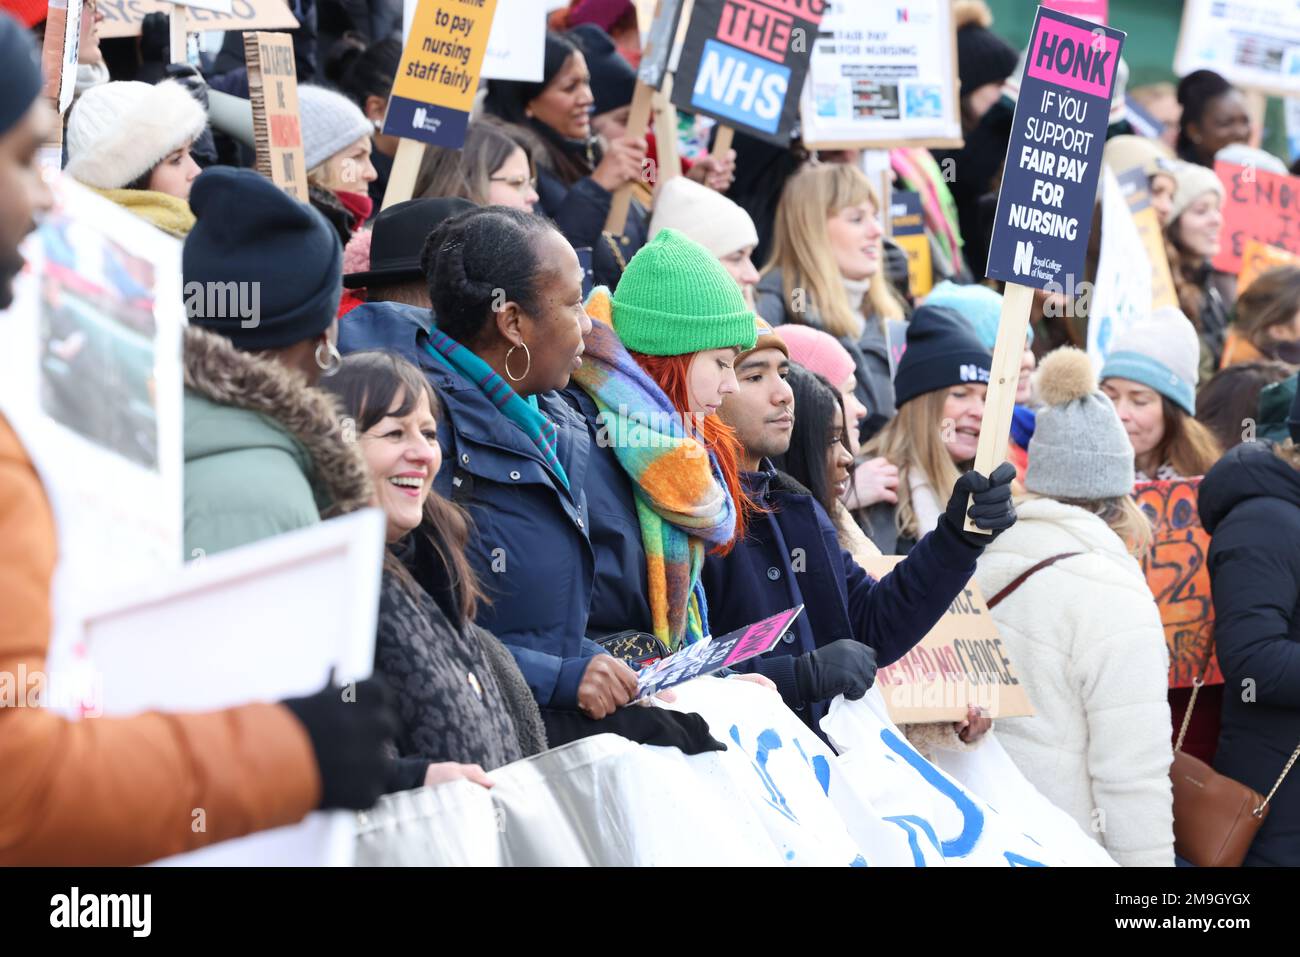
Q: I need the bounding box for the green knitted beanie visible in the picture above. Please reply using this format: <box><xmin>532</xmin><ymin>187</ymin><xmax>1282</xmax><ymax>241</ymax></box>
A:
<box><xmin>611</xmin><ymin>228</ymin><xmax>758</xmax><ymax>356</ymax></box>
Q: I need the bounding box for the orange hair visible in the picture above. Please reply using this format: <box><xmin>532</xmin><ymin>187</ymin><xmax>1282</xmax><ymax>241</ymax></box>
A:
<box><xmin>630</xmin><ymin>351</ymin><xmax>756</xmax><ymax>554</ymax></box>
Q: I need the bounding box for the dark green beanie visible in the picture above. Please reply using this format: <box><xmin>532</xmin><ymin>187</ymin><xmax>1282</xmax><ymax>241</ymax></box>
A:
<box><xmin>611</xmin><ymin>228</ymin><xmax>757</xmax><ymax>356</ymax></box>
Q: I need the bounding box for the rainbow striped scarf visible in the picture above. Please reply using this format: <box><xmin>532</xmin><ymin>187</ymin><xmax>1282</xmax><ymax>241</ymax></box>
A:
<box><xmin>423</xmin><ymin>327</ymin><xmax>569</xmax><ymax>490</ymax></box>
<box><xmin>572</xmin><ymin>289</ymin><xmax>736</xmax><ymax>650</ymax></box>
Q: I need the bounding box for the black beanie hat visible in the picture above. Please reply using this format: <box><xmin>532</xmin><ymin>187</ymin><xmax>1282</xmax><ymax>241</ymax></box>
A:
<box><xmin>183</xmin><ymin>166</ymin><xmax>342</xmax><ymax>351</ymax></box>
<box><xmin>956</xmin><ymin>23</ymin><xmax>1019</xmax><ymax>99</ymax></box>
<box><xmin>893</xmin><ymin>305</ymin><xmax>993</xmax><ymax>408</ymax></box>
<box><xmin>567</xmin><ymin>24</ymin><xmax>635</xmax><ymax>117</ymax></box>
<box><xmin>1</xmin><ymin>11</ymin><xmax>43</xmax><ymax>136</ymax></box>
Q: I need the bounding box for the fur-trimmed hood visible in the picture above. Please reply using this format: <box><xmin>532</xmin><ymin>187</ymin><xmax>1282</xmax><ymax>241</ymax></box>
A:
<box><xmin>183</xmin><ymin>325</ymin><xmax>372</xmax><ymax>518</ymax></box>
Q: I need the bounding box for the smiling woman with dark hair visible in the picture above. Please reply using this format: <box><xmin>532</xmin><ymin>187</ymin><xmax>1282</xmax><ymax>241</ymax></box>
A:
<box><xmin>323</xmin><ymin>351</ymin><xmax>547</xmax><ymax>792</ymax></box>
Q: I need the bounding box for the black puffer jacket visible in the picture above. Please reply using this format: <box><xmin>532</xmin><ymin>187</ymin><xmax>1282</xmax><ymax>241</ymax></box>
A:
<box><xmin>1199</xmin><ymin>442</ymin><xmax>1300</xmax><ymax>866</ymax></box>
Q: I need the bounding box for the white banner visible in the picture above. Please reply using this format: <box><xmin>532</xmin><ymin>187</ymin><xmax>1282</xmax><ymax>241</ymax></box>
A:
<box><xmin>355</xmin><ymin>679</ymin><xmax>1115</xmax><ymax>866</ymax></box>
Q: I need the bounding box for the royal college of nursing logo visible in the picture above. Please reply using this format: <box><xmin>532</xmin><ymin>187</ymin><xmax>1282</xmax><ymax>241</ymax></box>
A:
<box><xmin>412</xmin><ymin>107</ymin><xmax>442</xmax><ymax>134</ymax></box>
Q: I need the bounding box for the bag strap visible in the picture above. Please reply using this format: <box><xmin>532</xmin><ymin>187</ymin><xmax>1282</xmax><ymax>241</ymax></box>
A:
<box><xmin>986</xmin><ymin>552</ymin><xmax>1083</xmax><ymax>610</ymax></box>
<box><xmin>1170</xmin><ymin>597</ymin><xmax>1300</xmax><ymax>816</ymax></box>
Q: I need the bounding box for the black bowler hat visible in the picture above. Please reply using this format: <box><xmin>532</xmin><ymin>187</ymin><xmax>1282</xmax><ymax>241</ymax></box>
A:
<box><xmin>344</xmin><ymin>197</ymin><xmax>476</xmax><ymax>289</ymax></box>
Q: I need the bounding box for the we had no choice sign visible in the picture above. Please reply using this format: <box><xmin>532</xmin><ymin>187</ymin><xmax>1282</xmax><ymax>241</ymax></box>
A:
<box><xmin>985</xmin><ymin>7</ymin><xmax>1125</xmax><ymax>289</ymax></box>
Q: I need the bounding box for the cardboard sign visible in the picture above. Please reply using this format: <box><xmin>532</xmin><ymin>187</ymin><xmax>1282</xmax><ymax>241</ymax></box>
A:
<box><xmin>1134</xmin><ymin>479</ymin><xmax>1222</xmax><ymax>688</ymax></box>
<box><xmin>1175</xmin><ymin>0</ymin><xmax>1300</xmax><ymax>98</ymax></box>
<box><xmin>1042</xmin><ymin>0</ymin><xmax>1107</xmax><ymax>25</ymax></box>
<box><xmin>670</xmin><ymin>0</ymin><xmax>826</xmax><ymax>145</ymax></box>
<box><xmin>889</xmin><ymin>190</ymin><xmax>933</xmax><ymax>298</ymax></box>
<box><xmin>385</xmin><ymin>0</ymin><xmax>498</xmax><ymax>148</ymax></box>
<box><xmin>1088</xmin><ymin>167</ymin><xmax>1151</xmax><ymax>371</ymax></box>
<box><xmin>244</xmin><ymin>31</ymin><xmax>308</xmax><ymax>199</ymax></box>
<box><xmin>635</xmin><ymin>605</ymin><xmax>803</xmax><ymax>699</ymax></box>
<box><xmin>800</xmin><ymin>0</ymin><xmax>962</xmax><ymax>149</ymax></box>
<box><xmin>984</xmin><ymin>8</ymin><xmax>1125</xmax><ymax>288</ymax></box>
<box><xmin>1212</xmin><ymin>160</ymin><xmax>1300</xmax><ymax>275</ymax></box>
<box><xmin>1115</xmin><ymin>166</ymin><xmax>1178</xmax><ymax>311</ymax></box>
<box><xmin>864</xmin><ymin>558</ymin><xmax>1034</xmax><ymax>724</ymax></box>
<box><xmin>97</xmin><ymin>0</ymin><xmax>298</xmax><ymax>39</ymax></box>
<box><xmin>1239</xmin><ymin>239</ymin><xmax>1300</xmax><ymax>294</ymax></box>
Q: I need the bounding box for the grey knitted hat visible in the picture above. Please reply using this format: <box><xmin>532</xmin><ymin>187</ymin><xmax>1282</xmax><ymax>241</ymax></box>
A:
<box><xmin>298</xmin><ymin>85</ymin><xmax>373</xmax><ymax>172</ymax></box>
<box><xmin>1026</xmin><ymin>347</ymin><xmax>1134</xmax><ymax>499</ymax></box>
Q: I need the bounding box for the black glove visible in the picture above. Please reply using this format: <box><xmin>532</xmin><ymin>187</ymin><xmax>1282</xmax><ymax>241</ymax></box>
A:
<box><xmin>281</xmin><ymin>676</ymin><xmax>401</xmax><ymax>810</ymax></box>
<box><xmin>139</xmin><ymin>12</ymin><xmax>171</xmax><ymax>66</ymax></box>
<box><xmin>941</xmin><ymin>461</ymin><xmax>1018</xmax><ymax>547</ymax></box>
<box><xmin>541</xmin><ymin>706</ymin><xmax>727</xmax><ymax>756</ymax></box>
<box><xmin>163</xmin><ymin>62</ymin><xmax>210</xmax><ymax>110</ymax></box>
<box><xmin>794</xmin><ymin>639</ymin><xmax>877</xmax><ymax>705</ymax></box>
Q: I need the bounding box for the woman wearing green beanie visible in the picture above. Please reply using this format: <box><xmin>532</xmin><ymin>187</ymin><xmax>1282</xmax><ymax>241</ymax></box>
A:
<box><xmin>565</xmin><ymin>229</ymin><xmax>775</xmax><ymax>668</ymax></box>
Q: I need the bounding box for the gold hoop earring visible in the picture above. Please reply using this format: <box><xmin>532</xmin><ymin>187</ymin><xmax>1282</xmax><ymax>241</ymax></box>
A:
<box><xmin>316</xmin><ymin>340</ymin><xmax>343</xmax><ymax>377</ymax></box>
<box><xmin>504</xmin><ymin>341</ymin><xmax>531</xmax><ymax>382</ymax></box>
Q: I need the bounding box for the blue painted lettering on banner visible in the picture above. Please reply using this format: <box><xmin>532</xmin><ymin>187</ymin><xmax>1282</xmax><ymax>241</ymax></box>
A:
<box><xmin>880</xmin><ymin>727</ymin><xmax>985</xmax><ymax>856</ymax></box>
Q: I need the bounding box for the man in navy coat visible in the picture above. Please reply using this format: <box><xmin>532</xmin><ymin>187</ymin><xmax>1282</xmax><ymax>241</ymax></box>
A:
<box><xmin>702</xmin><ymin>320</ymin><xmax>1018</xmax><ymax>732</ymax></box>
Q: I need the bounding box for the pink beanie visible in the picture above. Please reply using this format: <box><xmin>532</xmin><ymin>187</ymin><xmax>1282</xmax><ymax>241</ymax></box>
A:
<box><xmin>779</xmin><ymin>324</ymin><xmax>857</xmax><ymax>388</ymax></box>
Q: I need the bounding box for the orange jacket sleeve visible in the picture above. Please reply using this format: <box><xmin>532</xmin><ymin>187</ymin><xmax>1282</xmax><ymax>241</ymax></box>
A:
<box><xmin>0</xmin><ymin>416</ymin><xmax>322</xmax><ymax>865</ymax></box>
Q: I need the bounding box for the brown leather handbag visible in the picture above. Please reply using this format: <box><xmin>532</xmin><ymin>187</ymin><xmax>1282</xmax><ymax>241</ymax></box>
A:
<box><xmin>1171</xmin><ymin>647</ymin><xmax>1300</xmax><ymax>867</ymax></box>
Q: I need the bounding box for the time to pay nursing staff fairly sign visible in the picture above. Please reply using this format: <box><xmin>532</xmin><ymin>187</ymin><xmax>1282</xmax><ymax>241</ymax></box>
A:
<box><xmin>967</xmin><ymin>6</ymin><xmax>1124</xmax><ymax>533</ymax></box>
<box><xmin>382</xmin><ymin>0</ymin><xmax>498</xmax><ymax>209</ymax></box>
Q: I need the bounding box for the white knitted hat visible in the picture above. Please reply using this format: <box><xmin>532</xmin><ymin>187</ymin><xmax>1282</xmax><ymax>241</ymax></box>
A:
<box><xmin>66</xmin><ymin>80</ymin><xmax>207</xmax><ymax>189</ymax></box>
<box><xmin>648</xmin><ymin>176</ymin><xmax>759</xmax><ymax>259</ymax></box>
<box><xmin>298</xmin><ymin>85</ymin><xmax>373</xmax><ymax>172</ymax></box>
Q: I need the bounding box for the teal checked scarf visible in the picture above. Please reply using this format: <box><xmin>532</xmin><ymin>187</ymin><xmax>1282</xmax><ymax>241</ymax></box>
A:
<box><xmin>423</xmin><ymin>328</ymin><xmax>569</xmax><ymax>490</ymax></box>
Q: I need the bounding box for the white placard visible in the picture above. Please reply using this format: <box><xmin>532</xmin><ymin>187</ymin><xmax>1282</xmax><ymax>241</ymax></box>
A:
<box><xmin>482</xmin><ymin>0</ymin><xmax>546</xmax><ymax>82</ymax></box>
<box><xmin>169</xmin><ymin>0</ymin><xmax>236</xmax><ymax>14</ymax></box>
<box><xmin>76</xmin><ymin>508</ymin><xmax>386</xmax><ymax>866</ymax></box>
<box><xmin>1175</xmin><ymin>0</ymin><xmax>1300</xmax><ymax>97</ymax></box>
<box><xmin>0</xmin><ymin>176</ymin><xmax>184</xmax><ymax>683</ymax></box>
<box><xmin>801</xmin><ymin>0</ymin><xmax>962</xmax><ymax>149</ymax></box>
<box><xmin>1087</xmin><ymin>167</ymin><xmax>1152</xmax><ymax>373</ymax></box>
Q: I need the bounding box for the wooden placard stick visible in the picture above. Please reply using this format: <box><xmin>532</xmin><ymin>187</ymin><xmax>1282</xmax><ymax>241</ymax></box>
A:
<box><xmin>382</xmin><ymin>136</ymin><xmax>426</xmax><ymax>211</ymax></box>
<box><xmin>711</xmin><ymin>123</ymin><xmax>734</xmax><ymax>163</ymax></box>
<box><xmin>604</xmin><ymin>79</ymin><xmax>656</xmax><ymax>236</ymax></box>
<box><xmin>651</xmin><ymin>76</ymin><xmax>682</xmax><ymax>182</ymax></box>
<box><xmin>169</xmin><ymin>3</ymin><xmax>188</xmax><ymax>63</ymax></box>
<box><xmin>965</xmin><ymin>281</ymin><xmax>1034</xmax><ymax>534</ymax></box>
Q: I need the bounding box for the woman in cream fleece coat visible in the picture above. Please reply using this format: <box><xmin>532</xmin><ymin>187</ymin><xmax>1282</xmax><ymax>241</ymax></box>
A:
<box><xmin>974</xmin><ymin>348</ymin><xmax>1174</xmax><ymax>867</ymax></box>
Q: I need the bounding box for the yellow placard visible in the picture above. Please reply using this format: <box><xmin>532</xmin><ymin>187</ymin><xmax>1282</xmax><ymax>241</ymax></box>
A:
<box><xmin>384</xmin><ymin>0</ymin><xmax>499</xmax><ymax>147</ymax></box>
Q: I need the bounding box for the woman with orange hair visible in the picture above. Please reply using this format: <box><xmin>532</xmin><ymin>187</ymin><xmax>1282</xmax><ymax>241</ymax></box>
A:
<box><xmin>564</xmin><ymin>229</ymin><xmax>769</xmax><ymax>664</ymax></box>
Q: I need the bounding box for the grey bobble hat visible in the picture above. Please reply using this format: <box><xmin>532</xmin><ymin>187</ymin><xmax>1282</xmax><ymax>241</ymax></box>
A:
<box><xmin>1025</xmin><ymin>347</ymin><xmax>1134</xmax><ymax>499</ymax></box>
<box><xmin>298</xmin><ymin>85</ymin><xmax>373</xmax><ymax>171</ymax></box>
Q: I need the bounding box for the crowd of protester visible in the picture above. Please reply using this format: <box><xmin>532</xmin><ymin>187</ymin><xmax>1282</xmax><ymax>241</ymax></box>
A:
<box><xmin>1</xmin><ymin>0</ymin><xmax>1298</xmax><ymax>868</ymax></box>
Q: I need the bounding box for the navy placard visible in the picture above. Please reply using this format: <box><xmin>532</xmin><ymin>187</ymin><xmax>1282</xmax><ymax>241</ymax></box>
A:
<box><xmin>984</xmin><ymin>6</ymin><xmax>1126</xmax><ymax>289</ymax></box>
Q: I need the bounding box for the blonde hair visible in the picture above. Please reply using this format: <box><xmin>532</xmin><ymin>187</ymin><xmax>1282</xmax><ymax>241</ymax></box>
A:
<box><xmin>764</xmin><ymin>163</ymin><xmax>905</xmax><ymax>338</ymax></box>
<box><xmin>1055</xmin><ymin>494</ymin><xmax>1154</xmax><ymax>561</ymax></box>
<box><xmin>862</xmin><ymin>390</ymin><xmax>963</xmax><ymax>540</ymax></box>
